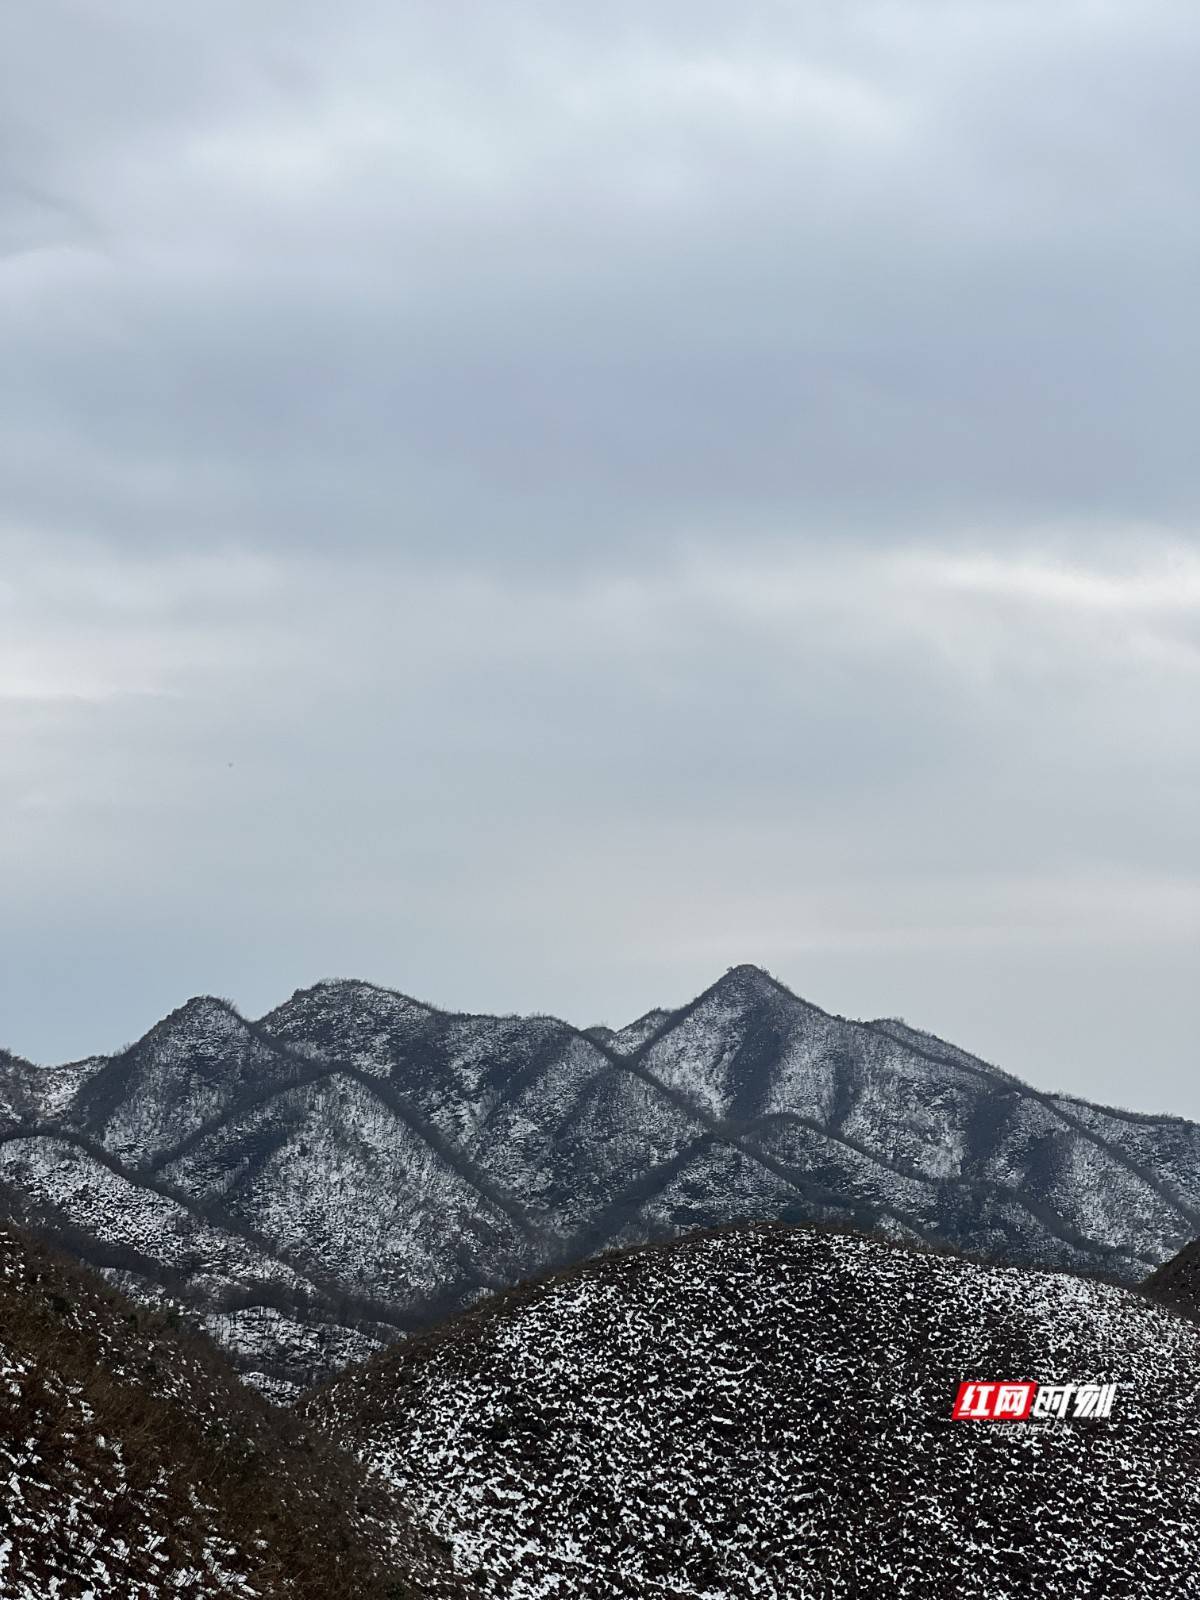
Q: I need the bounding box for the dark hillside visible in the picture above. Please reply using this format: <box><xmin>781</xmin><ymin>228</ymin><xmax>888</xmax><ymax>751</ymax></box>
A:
<box><xmin>1143</xmin><ymin>1234</ymin><xmax>1200</xmax><ymax>1320</ymax></box>
<box><xmin>0</xmin><ymin>1221</ymin><xmax>470</xmax><ymax>1600</ymax></box>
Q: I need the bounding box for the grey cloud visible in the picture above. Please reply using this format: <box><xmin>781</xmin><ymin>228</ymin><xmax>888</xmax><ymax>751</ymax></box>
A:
<box><xmin>4</xmin><ymin>3</ymin><xmax>1200</xmax><ymax>560</ymax></box>
<box><xmin>1</xmin><ymin>3</ymin><xmax>1197</xmax><ymax>1113</ymax></box>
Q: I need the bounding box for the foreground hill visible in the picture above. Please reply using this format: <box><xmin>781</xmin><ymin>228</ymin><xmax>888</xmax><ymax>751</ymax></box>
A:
<box><xmin>304</xmin><ymin>1224</ymin><xmax>1200</xmax><ymax>1600</ymax></box>
<box><xmin>4</xmin><ymin>965</ymin><xmax>1200</xmax><ymax>1391</ymax></box>
<box><xmin>0</xmin><ymin>1222</ymin><xmax>468</xmax><ymax>1600</ymax></box>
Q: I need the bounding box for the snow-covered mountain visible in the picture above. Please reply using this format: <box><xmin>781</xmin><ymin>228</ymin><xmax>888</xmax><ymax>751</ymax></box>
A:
<box><xmin>3</xmin><ymin>964</ymin><xmax>1200</xmax><ymax>1395</ymax></box>
<box><xmin>0</xmin><ymin>1221</ymin><xmax>469</xmax><ymax>1600</ymax></box>
<box><xmin>303</xmin><ymin>1221</ymin><xmax>1200</xmax><ymax>1600</ymax></box>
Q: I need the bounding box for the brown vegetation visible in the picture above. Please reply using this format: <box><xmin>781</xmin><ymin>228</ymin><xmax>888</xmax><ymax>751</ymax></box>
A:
<box><xmin>0</xmin><ymin>1221</ymin><xmax>469</xmax><ymax>1599</ymax></box>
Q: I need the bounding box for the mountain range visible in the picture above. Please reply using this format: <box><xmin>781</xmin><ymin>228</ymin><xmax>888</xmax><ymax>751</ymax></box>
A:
<box><xmin>3</xmin><ymin>964</ymin><xmax>1199</xmax><ymax>1395</ymax></box>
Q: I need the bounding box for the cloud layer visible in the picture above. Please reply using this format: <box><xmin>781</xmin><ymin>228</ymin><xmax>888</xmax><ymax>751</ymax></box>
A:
<box><xmin>2</xmin><ymin>3</ymin><xmax>1197</xmax><ymax>1111</ymax></box>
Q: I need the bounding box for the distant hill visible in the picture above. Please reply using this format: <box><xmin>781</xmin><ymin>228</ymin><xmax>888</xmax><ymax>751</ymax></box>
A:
<box><xmin>4</xmin><ymin>964</ymin><xmax>1200</xmax><ymax>1393</ymax></box>
<box><xmin>303</xmin><ymin>1222</ymin><xmax>1200</xmax><ymax>1600</ymax></box>
<box><xmin>0</xmin><ymin>1221</ymin><xmax>469</xmax><ymax>1600</ymax></box>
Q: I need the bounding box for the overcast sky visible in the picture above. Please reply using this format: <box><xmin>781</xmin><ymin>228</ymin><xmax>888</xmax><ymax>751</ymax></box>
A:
<box><xmin>2</xmin><ymin>1</ymin><xmax>1197</xmax><ymax>1113</ymax></box>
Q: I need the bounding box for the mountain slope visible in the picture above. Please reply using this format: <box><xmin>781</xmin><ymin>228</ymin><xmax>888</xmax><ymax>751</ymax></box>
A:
<box><xmin>1143</xmin><ymin>1235</ymin><xmax>1200</xmax><ymax>1321</ymax></box>
<box><xmin>0</xmin><ymin>1221</ymin><xmax>469</xmax><ymax>1600</ymax></box>
<box><xmin>4</xmin><ymin>965</ymin><xmax>1200</xmax><ymax>1392</ymax></box>
<box><xmin>303</xmin><ymin>1223</ymin><xmax>1200</xmax><ymax>1600</ymax></box>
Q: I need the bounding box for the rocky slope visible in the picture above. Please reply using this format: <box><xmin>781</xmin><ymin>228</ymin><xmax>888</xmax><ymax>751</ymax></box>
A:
<box><xmin>303</xmin><ymin>1223</ymin><xmax>1200</xmax><ymax>1600</ymax></box>
<box><xmin>1144</xmin><ymin>1235</ymin><xmax>1200</xmax><ymax>1321</ymax></box>
<box><xmin>0</xmin><ymin>1221</ymin><xmax>469</xmax><ymax>1600</ymax></box>
<box><xmin>3</xmin><ymin>964</ymin><xmax>1200</xmax><ymax>1393</ymax></box>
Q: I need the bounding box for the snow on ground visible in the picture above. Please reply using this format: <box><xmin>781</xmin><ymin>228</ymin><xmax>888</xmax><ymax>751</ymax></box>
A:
<box><xmin>307</xmin><ymin>1224</ymin><xmax>1200</xmax><ymax>1600</ymax></box>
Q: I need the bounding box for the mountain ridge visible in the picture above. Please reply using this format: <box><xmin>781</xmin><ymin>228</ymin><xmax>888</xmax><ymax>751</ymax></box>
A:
<box><xmin>4</xmin><ymin>964</ymin><xmax>1200</xmax><ymax>1395</ymax></box>
<box><xmin>9</xmin><ymin>963</ymin><xmax>1195</xmax><ymax>1128</ymax></box>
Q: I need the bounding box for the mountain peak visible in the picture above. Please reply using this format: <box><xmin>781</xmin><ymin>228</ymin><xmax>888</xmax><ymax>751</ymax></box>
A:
<box><xmin>149</xmin><ymin>994</ymin><xmax>249</xmax><ymax>1046</ymax></box>
<box><xmin>263</xmin><ymin>976</ymin><xmax>437</xmax><ymax>1019</ymax></box>
<box><xmin>708</xmin><ymin>963</ymin><xmax>790</xmax><ymax>1004</ymax></box>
